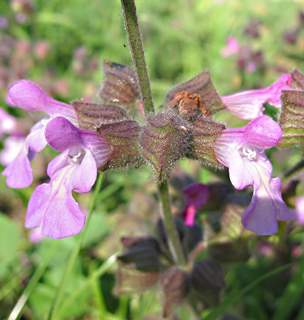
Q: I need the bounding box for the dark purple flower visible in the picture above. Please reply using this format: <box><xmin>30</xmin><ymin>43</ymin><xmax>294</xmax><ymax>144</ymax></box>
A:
<box><xmin>181</xmin><ymin>183</ymin><xmax>210</xmax><ymax>226</ymax></box>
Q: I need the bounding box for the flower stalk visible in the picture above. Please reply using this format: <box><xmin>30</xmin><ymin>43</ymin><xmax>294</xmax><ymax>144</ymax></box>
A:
<box><xmin>121</xmin><ymin>0</ymin><xmax>154</xmax><ymax>114</ymax></box>
<box><xmin>121</xmin><ymin>0</ymin><xmax>186</xmax><ymax>266</ymax></box>
<box><xmin>158</xmin><ymin>180</ymin><xmax>186</xmax><ymax>266</ymax></box>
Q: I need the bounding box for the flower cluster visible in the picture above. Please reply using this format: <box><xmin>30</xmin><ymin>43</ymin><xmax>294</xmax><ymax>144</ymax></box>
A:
<box><xmin>2</xmin><ymin>61</ymin><xmax>294</xmax><ymax>238</ymax></box>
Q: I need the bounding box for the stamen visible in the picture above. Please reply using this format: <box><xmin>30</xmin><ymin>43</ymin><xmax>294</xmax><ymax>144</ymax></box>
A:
<box><xmin>242</xmin><ymin>147</ymin><xmax>257</xmax><ymax>160</ymax></box>
<box><xmin>68</xmin><ymin>148</ymin><xmax>85</xmax><ymax>164</ymax></box>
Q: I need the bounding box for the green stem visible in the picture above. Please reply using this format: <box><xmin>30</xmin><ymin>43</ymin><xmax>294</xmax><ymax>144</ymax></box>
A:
<box><xmin>158</xmin><ymin>180</ymin><xmax>186</xmax><ymax>266</ymax></box>
<box><xmin>7</xmin><ymin>240</ymin><xmax>60</xmax><ymax>320</ymax></box>
<box><xmin>47</xmin><ymin>173</ymin><xmax>104</xmax><ymax>320</ymax></box>
<box><xmin>121</xmin><ymin>0</ymin><xmax>155</xmax><ymax>114</ymax></box>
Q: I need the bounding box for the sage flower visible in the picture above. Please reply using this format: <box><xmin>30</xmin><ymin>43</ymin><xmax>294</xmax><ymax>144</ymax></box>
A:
<box><xmin>214</xmin><ymin>116</ymin><xmax>291</xmax><ymax>235</ymax></box>
<box><xmin>2</xmin><ymin>80</ymin><xmax>76</xmax><ymax>188</ymax></box>
<box><xmin>222</xmin><ymin>74</ymin><xmax>291</xmax><ymax>120</ymax></box>
<box><xmin>25</xmin><ymin>117</ymin><xmax>111</xmax><ymax>238</ymax></box>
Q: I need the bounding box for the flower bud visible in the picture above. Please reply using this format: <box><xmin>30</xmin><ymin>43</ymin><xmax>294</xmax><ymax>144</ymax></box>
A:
<box><xmin>191</xmin><ymin>259</ymin><xmax>226</xmax><ymax>306</ymax></box>
<box><xmin>160</xmin><ymin>267</ymin><xmax>190</xmax><ymax>317</ymax></box>
<box><xmin>99</xmin><ymin>60</ymin><xmax>139</xmax><ymax>112</ymax></box>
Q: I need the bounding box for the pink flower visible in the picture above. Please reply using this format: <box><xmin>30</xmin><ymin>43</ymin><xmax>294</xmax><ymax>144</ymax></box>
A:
<box><xmin>28</xmin><ymin>227</ymin><xmax>44</xmax><ymax>244</ymax></box>
<box><xmin>181</xmin><ymin>183</ymin><xmax>210</xmax><ymax>226</ymax></box>
<box><xmin>2</xmin><ymin>80</ymin><xmax>77</xmax><ymax>188</ymax></box>
<box><xmin>25</xmin><ymin>117</ymin><xmax>112</xmax><ymax>238</ymax></box>
<box><xmin>214</xmin><ymin>116</ymin><xmax>291</xmax><ymax>235</ymax></box>
<box><xmin>220</xmin><ymin>36</ymin><xmax>240</xmax><ymax>58</ymax></box>
<box><xmin>222</xmin><ymin>74</ymin><xmax>292</xmax><ymax>120</ymax></box>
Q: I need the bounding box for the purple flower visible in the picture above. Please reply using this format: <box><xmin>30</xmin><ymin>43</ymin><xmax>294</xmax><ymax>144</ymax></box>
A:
<box><xmin>222</xmin><ymin>74</ymin><xmax>291</xmax><ymax>120</ymax></box>
<box><xmin>214</xmin><ymin>116</ymin><xmax>291</xmax><ymax>235</ymax></box>
<box><xmin>0</xmin><ymin>107</ymin><xmax>17</xmax><ymax>138</ymax></box>
<box><xmin>0</xmin><ymin>136</ymin><xmax>25</xmax><ymax>166</ymax></box>
<box><xmin>181</xmin><ymin>183</ymin><xmax>210</xmax><ymax>226</ymax></box>
<box><xmin>290</xmin><ymin>196</ymin><xmax>304</xmax><ymax>225</ymax></box>
<box><xmin>25</xmin><ymin>117</ymin><xmax>112</xmax><ymax>239</ymax></box>
<box><xmin>2</xmin><ymin>80</ymin><xmax>77</xmax><ymax>188</ymax></box>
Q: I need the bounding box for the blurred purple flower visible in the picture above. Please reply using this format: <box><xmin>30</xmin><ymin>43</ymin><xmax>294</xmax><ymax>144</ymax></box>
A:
<box><xmin>181</xmin><ymin>183</ymin><xmax>210</xmax><ymax>226</ymax></box>
<box><xmin>0</xmin><ymin>136</ymin><xmax>25</xmax><ymax>166</ymax></box>
<box><xmin>0</xmin><ymin>16</ymin><xmax>8</xmax><ymax>29</ymax></box>
<box><xmin>246</xmin><ymin>61</ymin><xmax>256</xmax><ymax>73</ymax></box>
<box><xmin>34</xmin><ymin>40</ymin><xmax>51</xmax><ymax>60</ymax></box>
<box><xmin>222</xmin><ymin>74</ymin><xmax>291</xmax><ymax>120</ymax></box>
<box><xmin>25</xmin><ymin>117</ymin><xmax>112</xmax><ymax>238</ymax></box>
<box><xmin>2</xmin><ymin>80</ymin><xmax>77</xmax><ymax>188</ymax></box>
<box><xmin>28</xmin><ymin>227</ymin><xmax>44</xmax><ymax>244</ymax></box>
<box><xmin>243</xmin><ymin>20</ymin><xmax>261</xmax><ymax>38</ymax></box>
<box><xmin>214</xmin><ymin>116</ymin><xmax>291</xmax><ymax>235</ymax></box>
<box><xmin>291</xmin><ymin>196</ymin><xmax>304</xmax><ymax>224</ymax></box>
<box><xmin>220</xmin><ymin>36</ymin><xmax>240</xmax><ymax>58</ymax></box>
<box><xmin>0</xmin><ymin>107</ymin><xmax>17</xmax><ymax>138</ymax></box>
<box><xmin>283</xmin><ymin>28</ymin><xmax>299</xmax><ymax>45</ymax></box>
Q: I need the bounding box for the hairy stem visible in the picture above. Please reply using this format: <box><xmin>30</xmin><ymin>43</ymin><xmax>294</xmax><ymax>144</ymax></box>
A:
<box><xmin>158</xmin><ymin>180</ymin><xmax>186</xmax><ymax>266</ymax></box>
<box><xmin>121</xmin><ymin>0</ymin><xmax>155</xmax><ymax>114</ymax></box>
<box><xmin>121</xmin><ymin>0</ymin><xmax>185</xmax><ymax>266</ymax></box>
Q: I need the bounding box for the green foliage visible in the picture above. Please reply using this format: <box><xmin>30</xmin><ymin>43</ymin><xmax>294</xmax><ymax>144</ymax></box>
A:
<box><xmin>0</xmin><ymin>213</ymin><xmax>21</xmax><ymax>279</ymax></box>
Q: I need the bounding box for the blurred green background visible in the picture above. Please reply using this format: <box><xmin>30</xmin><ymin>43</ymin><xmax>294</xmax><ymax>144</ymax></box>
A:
<box><xmin>1</xmin><ymin>0</ymin><xmax>304</xmax><ymax>319</ymax></box>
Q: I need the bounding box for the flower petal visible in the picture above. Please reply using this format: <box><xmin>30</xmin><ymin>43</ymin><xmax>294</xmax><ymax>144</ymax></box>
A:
<box><xmin>222</xmin><ymin>74</ymin><xmax>291</xmax><ymax>120</ymax></box>
<box><xmin>228</xmin><ymin>149</ymin><xmax>254</xmax><ymax>189</ymax></box>
<box><xmin>71</xmin><ymin>150</ymin><xmax>97</xmax><ymax>193</ymax></box>
<box><xmin>241</xmin><ymin>168</ymin><xmax>290</xmax><ymax>235</ymax></box>
<box><xmin>45</xmin><ymin>117</ymin><xmax>111</xmax><ymax>168</ymax></box>
<box><xmin>25</xmin><ymin>165</ymin><xmax>86</xmax><ymax>239</ymax></box>
<box><xmin>26</xmin><ymin>120</ymin><xmax>48</xmax><ymax>152</ymax></box>
<box><xmin>2</xmin><ymin>145</ymin><xmax>33</xmax><ymax>188</ymax></box>
<box><xmin>244</xmin><ymin>116</ymin><xmax>282</xmax><ymax>148</ymax></box>
<box><xmin>8</xmin><ymin>80</ymin><xmax>75</xmax><ymax>118</ymax></box>
<box><xmin>45</xmin><ymin>117</ymin><xmax>82</xmax><ymax>151</ymax></box>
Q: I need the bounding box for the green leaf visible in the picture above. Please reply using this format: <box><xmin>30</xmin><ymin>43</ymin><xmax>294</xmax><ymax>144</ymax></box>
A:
<box><xmin>81</xmin><ymin>212</ymin><xmax>109</xmax><ymax>247</ymax></box>
<box><xmin>202</xmin><ymin>263</ymin><xmax>294</xmax><ymax>320</ymax></box>
<box><xmin>0</xmin><ymin>213</ymin><xmax>21</xmax><ymax>279</ymax></box>
<box><xmin>272</xmin><ymin>256</ymin><xmax>304</xmax><ymax>320</ymax></box>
